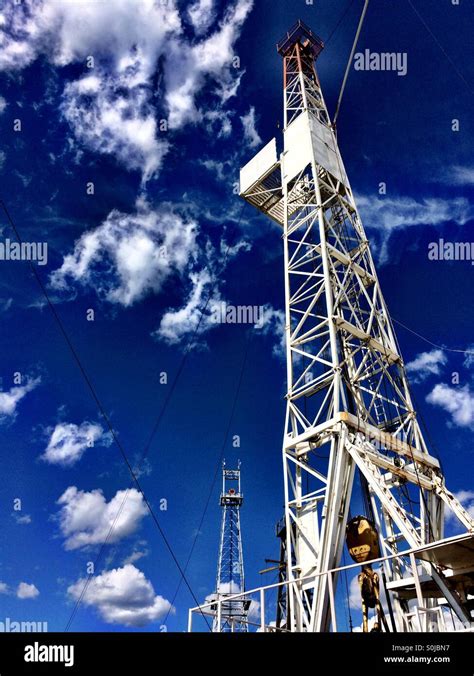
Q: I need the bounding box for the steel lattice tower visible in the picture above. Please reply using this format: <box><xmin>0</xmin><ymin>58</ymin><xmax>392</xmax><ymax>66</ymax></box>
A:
<box><xmin>213</xmin><ymin>462</ymin><xmax>248</xmax><ymax>632</ymax></box>
<box><xmin>239</xmin><ymin>20</ymin><xmax>474</xmax><ymax>632</ymax></box>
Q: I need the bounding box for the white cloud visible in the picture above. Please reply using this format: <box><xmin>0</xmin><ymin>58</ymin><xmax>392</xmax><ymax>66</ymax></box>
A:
<box><xmin>206</xmin><ymin>582</ymin><xmax>259</xmax><ymax>626</ymax></box>
<box><xmin>0</xmin><ymin>1</ymin><xmax>180</xmax><ymax>72</ymax></box>
<box><xmin>254</xmin><ymin>305</ymin><xmax>286</xmax><ymax>358</ymax></box>
<box><xmin>56</xmin><ymin>486</ymin><xmax>148</xmax><ymax>550</ymax></box>
<box><xmin>0</xmin><ymin>96</ymin><xmax>6</xmax><ymax>114</ymax></box>
<box><xmin>61</xmin><ymin>69</ymin><xmax>169</xmax><ymax>184</ymax></box>
<box><xmin>463</xmin><ymin>346</ymin><xmax>474</xmax><ymax>369</ymax></box>
<box><xmin>42</xmin><ymin>421</ymin><xmax>112</xmax><ymax>467</ymax></box>
<box><xmin>240</xmin><ymin>106</ymin><xmax>261</xmax><ymax>148</ymax></box>
<box><xmin>358</xmin><ymin>196</ymin><xmax>474</xmax><ymax>233</ymax></box>
<box><xmin>156</xmin><ymin>280</ymin><xmax>285</xmax><ymax>357</ymax></box>
<box><xmin>200</xmin><ymin>158</ymin><xmax>230</xmax><ymax>181</ymax></box>
<box><xmin>154</xmin><ymin>269</ymin><xmax>221</xmax><ymax>345</ymax></box>
<box><xmin>17</xmin><ymin>582</ymin><xmax>39</xmax><ymax>600</ymax></box>
<box><xmin>349</xmin><ymin>574</ymin><xmax>361</xmax><ymax>610</ymax></box>
<box><xmin>0</xmin><ymin>298</ymin><xmax>13</xmax><ymax>312</ymax></box>
<box><xmin>220</xmin><ymin>238</ymin><xmax>252</xmax><ymax>259</ymax></box>
<box><xmin>203</xmin><ymin>109</ymin><xmax>234</xmax><ymax>138</ymax></box>
<box><xmin>439</xmin><ymin>166</ymin><xmax>474</xmax><ymax>187</ymax></box>
<box><xmin>0</xmin><ymin>376</ymin><xmax>40</xmax><ymax>421</ymax></box>
<box><xmin>357</xmin><ymin>196</ymin><xmax>474</xmax><ymax>264</ymax></box>
<box><xmin>205</xmin><ymin>581</ymin><xmax>240</xmax><ymax>605</ymax></box>
<box><xmin>188</xmin><ymin>0</ymin><xmax>216</xmax><ymax>36</ymax></box>
<box><xmin>164</xmin><ymin>0</ymin><xmax>253</xmax><ymax>128</ymax></box>
<box><xmin>405</xmin><ymin>349</ymin><xmax>447</xmax><ymax>383</ymax></box>
<box><xmin>123</xmin><ymin>548</ymin><xmax>149</xmax><ymax>566</ymax></box>
<box><xmin>14</xmin><ymin>514</ymin><xmax>32</xmax><ymax>525</ymax></box>
<box><xmin>0</xmin><ymin>0</ymin><xmax>253</xmax><ymax>179</ymax></box>
<box><xmin>50</xmin><ymin>203</ymin><xmax>198</xmax><ymax>307</ymax></box>
<box><xmin>67</xmin><ymin>564</ymin><xmax>173</xmax><ymax>627</ymax></box>
<box><xmin>426</xmin><ymin>383</ymin><xmax>474</xmax><ymax>429</ymax></box>
<box><xmin>0</xmin><ymin>582</ymin><xmax>9</xmax><ymax>595</ymax></box>
<box><xmin>453</xmin><ymin>490</ymin><xmax>474</xmax><ymax>519</ymax></box>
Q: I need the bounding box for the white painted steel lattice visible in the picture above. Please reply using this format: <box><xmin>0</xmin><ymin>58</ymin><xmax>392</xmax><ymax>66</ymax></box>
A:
<box><xmin>239</xmin><ymin>20</ymin><xmax>474</xmax><ymax>632</ymax></box>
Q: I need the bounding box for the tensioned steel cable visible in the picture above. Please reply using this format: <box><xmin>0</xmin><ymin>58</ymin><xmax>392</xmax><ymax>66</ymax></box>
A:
<box><xmin>392</xmin><ymin>316</ymin><xmax>474</xmax><ymax>357</ymax></box>
<box><xmin>61</xmin><ymin>200</ymin><xmax>249</xmax><ymax>630</ymax></box>
<box><xmin>325</xmin><ymin>0</ymin><xmax>358</xmax><ymax>46</ymax></box>
<box><xmin>163</xmin><ymin>328</ymin><xmax>252</xmax><ymax>625</ymax></box>
<box><xmin>333</xmin><ymin>0</ymin><xmax>370</xmax><ymax>128</ymax></box>
<box><xmin>407</xmin><ymin>0</ymin><xmax>474</xmax><ymax>99</ymax></box>
<box><xmin>0</xmin><ymin>200</ymin><xmax>212</xmax><ymax>631</ymax></box>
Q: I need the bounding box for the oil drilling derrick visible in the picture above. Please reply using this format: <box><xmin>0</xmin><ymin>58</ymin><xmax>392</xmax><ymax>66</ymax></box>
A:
<box><xmin>239</xmin><ymin>20</ymin><xmax>474</xmax><ymax>632</ymax></box>
<box><xmin>212</xmin><ymin>462</ymin><xmax>249</xmax><ymax>632</ymax></box>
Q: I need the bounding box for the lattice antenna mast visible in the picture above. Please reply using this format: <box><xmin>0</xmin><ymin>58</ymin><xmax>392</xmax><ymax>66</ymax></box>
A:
<box><xmin>214</xmin><ymin>461</ymin><xmax>248</xmax><ymax>632</ymax></box>
<box><xmin>240</xmin><ymin>20</ymin><xmax>474</xmax><ymax>632</ymax></box>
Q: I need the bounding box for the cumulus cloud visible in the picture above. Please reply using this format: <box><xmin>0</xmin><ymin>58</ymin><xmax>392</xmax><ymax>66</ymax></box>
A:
<box><xmin>206</xmin><ymin>582</ymin><xmax>259</xmax><ymax>625</ymax></box>
<box><xmin>17</xmin><ymin>582</ymin><xmax>39</xmax><ymax>600</ymax></box>
<box><xmin>67</xmin><ymin>564</ymin><xmax>173</xmax><ymax>627</ymax></box>
<box><xmin>0</xmin><ymin>1</ymin><xmax>180</xmax><ymax>72</ymax></box>
<box><xmin>49</xmin><ymin>199</ymin><xmax>260</xmax><ymax>350</ymax></box>
<box><xmin>56</xmin><ymin>486</ymin><xmax>147</xmax><ymax>550</ymax></box>
<box><xmin>240</xmin><ymin>106</ymin><xmax>261</xmax><ymax>148</ymax></box>
<box><xmin>61</xmin><ymin>70</ymin><xmax>169</xmax><ymax>184</ymax></box>
<box><xmin>0</xmin><ymin>376</ymin><xmax>40</xmax><ymax>421</ymax></box>
<box><xmin>42</xmin><ymin>421</ymin><xmax>112</xmax><ymax>467</ymax></box>
<box><xmin>426</xmin><ymin>383</ymin><xmax>474</xmax><ymax>429</ymax></box>
<box><xmin>0</xmin><ymin>582</ymin><xmax>9</xmax><ymax>595</ymax></box>
<box><xmin>405</xmin><ymin>349</ymin><xmax>447</xmax><ymax>383</ymax></box>
<box><xmin>357</xmin><ymin>195</ymin><xmax>474</xmax><ymax>264</ymax></box>
<box><xmin>50</xmin><ymin>203</ymin><xmax>198</xmax><ymax>307</ymax></box>
<box><xmin>0</xmin><ymin>0</ymin><xmax>253</xmax><ymax>180</ymax></box>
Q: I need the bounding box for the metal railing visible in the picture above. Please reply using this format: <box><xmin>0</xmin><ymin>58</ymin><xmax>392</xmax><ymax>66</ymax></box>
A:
<box><xmin>188</xmin><ymin>532</ymin><xmax>474</xmax><ymax>633</ymax></box>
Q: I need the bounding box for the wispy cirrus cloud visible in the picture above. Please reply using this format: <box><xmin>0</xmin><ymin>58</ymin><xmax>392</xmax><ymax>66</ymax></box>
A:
<box><xmin>240</xmin><ymin>106</ymin><xmax>261</xmax><ymax>148</ymax></box>
<box><xmin>357</xmin><ymin>195</ymin><xmax>474</xmax><ymax>264</ymax></box>
<box><xmin>436</xmin><ymin>165</ymin><xmax>474</xmax><ymax>187</ymax></box>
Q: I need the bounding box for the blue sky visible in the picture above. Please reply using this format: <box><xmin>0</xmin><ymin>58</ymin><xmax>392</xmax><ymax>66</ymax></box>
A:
<box><xmin>0</xmin><ymin>0</ymin><xmax>473</xmax><ymax>632</ymax></box>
